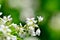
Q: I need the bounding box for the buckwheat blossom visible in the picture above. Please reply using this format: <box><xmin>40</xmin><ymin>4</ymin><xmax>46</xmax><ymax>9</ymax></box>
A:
<box><xmin>37</xmin><ymin>16</ymin><xmax>43</xmax><ymax>22</ymax></box>
<box><xmin>29</xmin><ymin>26</ymin><xmax>34</xmax><ymax>31</ymax></box>
<box><xmin>3</xmin><ymin>15</ymin><xmax>12</xmax><ymax>22</ymax></box>
<box><xmin>0</xmin><ymin>25</ymin><xmax>11</xmax><ymax>34</ymax></box>
<box><xmin>28</xmin><ymin>26</ymin><xmax>34</xmax><ymax>33</ymax></box>
<box><xmin>0</xmin><ymin>15</ymin><xmax>12</xmax><ymax>25</ymax></box>
<box><xmin>26</xmin><ymin>18</ymin><xmax>37</xmax><ymax>26</ymax></box>
<box><xmin>19</xmin><ymin>27</ymin><xmax>24</xmax><ymax>32</ymax></box>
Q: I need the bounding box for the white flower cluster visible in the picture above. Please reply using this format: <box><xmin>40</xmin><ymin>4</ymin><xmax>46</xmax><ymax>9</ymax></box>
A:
<box><xmin>0</xmin><ymin>12</ymin><xmax>43</xmax><ymax>40</ymax></box>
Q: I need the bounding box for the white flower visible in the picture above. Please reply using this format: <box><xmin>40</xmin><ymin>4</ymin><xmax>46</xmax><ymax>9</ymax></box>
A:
<box><xmin>26</xmin><ymin>18</ymin><xmax>37</xmax><ymax>26</ymax></box>
<box><xmin>0</xmin><ymin>12</ymin><xmax>2</xmax><ymax>15</ymax></box>
<box><xmin>37</xmin><ymin>16</ymin><xmax>43</xmax><ymax>22</ymax></box>
<box><xmin>20</xmin><ymin>23</ymin><xmax>22</xmax><ymax>27</ymax></box>
<box><xmin>36</xmin><ymin>29</ymin><xmax>41</xmax><ymax>36</ymax></box>
<box><xmin>3</xmin><ymin>15</ymin><xmax>12</xmax><ymax>22</ymax></box>
<box><xmin>8</xmin><ymin>15</ymin><xmax>12</xmax><ymax>21</ymax></box>
<box><xmin>11</xmin><ymin>23</ymin><xmax>18</xmax><ymax>28</ymax></box>
<box><xmin>0</xmin><ymin>25</ymin><xmax>11</xmax><ymax>34</ymax></box>
<box><xmin>19</xmin><ymin>27</ymin><xmax>24</xmax><ymax>32</ymax></box>
<box><xmin>29</xmin><ymin>26</ymin><xmax>34</xmax><ymax>31</ymax></box>
<box><xmin>0</xmin><ymin>15</ymin><xmax>12</xmax><ymax>25</ymax></box>
<box><xmin>29</xmin><ymin>26</ymin><xmax>36</xmax><ymax>36</ymax></box>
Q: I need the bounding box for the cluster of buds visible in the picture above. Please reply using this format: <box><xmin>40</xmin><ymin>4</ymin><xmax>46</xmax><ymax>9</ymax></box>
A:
<box><xmin>0</xmin><ymin>12</ymin><xmax>43</xmax><ymax>40</ymax></box>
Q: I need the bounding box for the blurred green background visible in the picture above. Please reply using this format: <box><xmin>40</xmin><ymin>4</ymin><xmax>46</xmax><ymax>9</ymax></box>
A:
<box><xmin>0</xmin><ymin>0</ymin><xmax>60</xmax><ymax>40</ymax></box>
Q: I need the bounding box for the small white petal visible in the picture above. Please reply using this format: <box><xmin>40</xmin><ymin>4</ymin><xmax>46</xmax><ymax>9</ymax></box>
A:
<box><xmin>36</xmin><ymin>29</ymin><xmax>41</xmax><ymax>36</ymax></box>
<box><xmin>26</xmin><ymin>18</ymin><xmax>30</xmax><ymax>21</ymax></box>
<box><xmin>8</xmin><ymin>15</ymin><xmax>12</xmax><ymax>21</ymax></box>
<box><xmin>27</xmin><ymin>21</ymin><xmax>33</xmax><ymax>25</ymax></box>
<box><xmin>26</xmin><ymin>18</ymin><xmax>37</xmax><ymax>26</ymax></box>
<box><xmin>33</xmin><ymin>20</ymin><xmax>37</xmax><ymax>23</ymax></box>
<box><xmin>8</xmin><ymin>15</ymin><xmax>11</xmax><ymax>19</ymax></box>
<box><xmin>20</xmin><ymin>23</ymin><xmax>22</xmax><ymax>27</ymax></box>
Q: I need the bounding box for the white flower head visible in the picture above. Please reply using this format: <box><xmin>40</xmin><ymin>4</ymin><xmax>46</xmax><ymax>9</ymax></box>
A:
<box><xmin>28</xmin><ymin>26</ymin><xmax>36</xmax><ymax>36</ymax></box>
<box><xmin>36</xmin><ymin>29</ymin><xmax>41</xmax><ymax>36</ymax></box>
<box><xmin>11</xmin><ymin>23</ymin><xmax>18</xmax><ymax>28</ymax></box>
<box><xmin>37</xmin><ymin>16</ymin><xmax>43</xmax><ymax>22</ymax></box>
<box><xmin>3</xmin><ymin>15</ymin><xmax>12</xmax><ymax>22</ymax></box>
<box><xmin>0</xmin><ymin>25</ymin><xmax>11</xmax><ymax>34</ymax></box>
<box><xmin>0</xmin><ymin>12</ymin><xmax>2</xmax><ymax>15</ymax></box>
<box><xmin>26</xmin><ymin>18</ymin><xmax>37</xmax><ymax>26</ymax></box>
<box><xmin>29</xmin><ymin>26</ymin><xmax>34</xmax><ymax>31</ymax></box>
<box><xmin>19</xmin><ymin>27</ymin><xmax>24</xmax><ymax>32</ymax></box>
